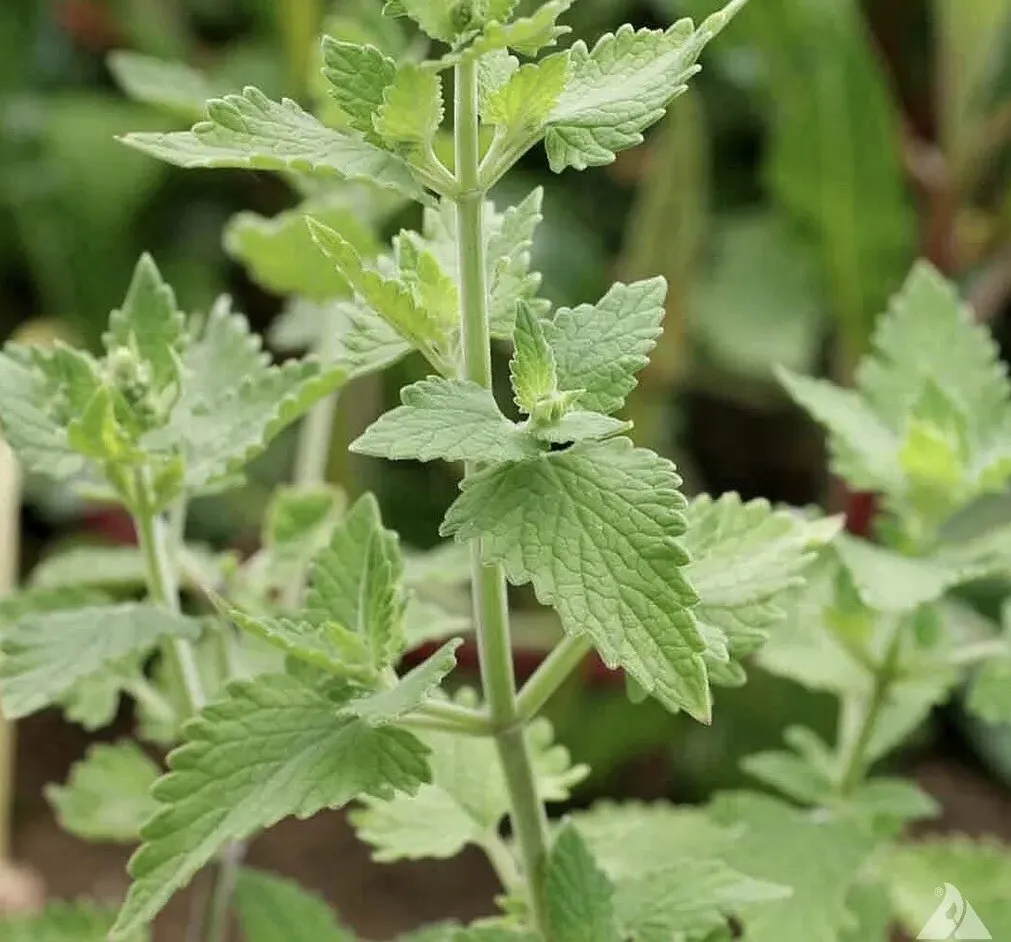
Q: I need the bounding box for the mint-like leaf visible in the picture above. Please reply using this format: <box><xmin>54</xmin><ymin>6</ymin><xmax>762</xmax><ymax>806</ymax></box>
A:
<box><xmin>111</xmin><ymin>673</ymin><xmax>430</xmax><ymax>936</ymax></box>
<box><xmin>545</xmin><ymin>824</ymin><xmax>621</xmax><ymax>942</ymax></box>
<box><xmin>121</xmin><ymin>87</ymin><xmax>424</xmax><ymax>201</ymax></box>
<box><xmin>442</xmin><ymin>438</ymin><xmax>710</xmax><ymax>721</ymax></box>
<box><xmin>108</xmin><ymin>51</ymin><xmax>214</xmax><ymax>120</ymax></box>
<box><xmin>46</xmin><ymin>741</ymin><xmax>160</xmax><ymax>843</ymax></box>
<box><xmin>321</xmin><ymin>38</ymin><xmax>397</xmax><ymax>143</ymax></box>
<box><xmin>351</xmin><ymin>378</ymin><xmax>539</xmax><ymax>464</ymax></box>
<box><xmin>1</xmin><ymin>902</ymin><xmax>148</xmax><ymax>942</ymax></box>
<box><xmin>0</xmin><ymin>603</ymin><xmax>200</xmax><ymax>720</ymax></box>
<box><xmin>374</xmin><ymin>64</ymin><xmax>444</xmax><ymax>155</ymax></box>
<box><xmin>543</xmin><ymin>279</ymin><xmax>666</xmax><ymax>415</ymax></box>
<box><xmin>234</xmin><ymin>869</ymin><xmax>354</xmax><ymax>942</ymax></box>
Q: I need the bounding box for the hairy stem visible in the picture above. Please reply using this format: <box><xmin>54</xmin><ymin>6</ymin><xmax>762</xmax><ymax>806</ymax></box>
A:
<box><xmin>294</xmin><ymin>392</ymin><xmax>339</xmax><ymax>490</ymax></box>
<box><xmin>515</xmin><ymin>635</ymin><xmax>592</xmax><ymax>723</ymax></box>
<box><xmin>454</xmin><ymin>57</ymin><xmax>552</xmax><ymax>938</ymax></box>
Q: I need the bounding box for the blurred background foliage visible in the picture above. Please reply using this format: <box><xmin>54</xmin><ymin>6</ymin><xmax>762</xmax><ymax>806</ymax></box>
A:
<box><xmin>3</xmin><ymin>0</ymin><xmax>1011</xmax><ymax>798</ymax></box>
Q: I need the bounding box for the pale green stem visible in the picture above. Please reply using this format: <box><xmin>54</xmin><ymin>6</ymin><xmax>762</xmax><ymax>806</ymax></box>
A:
<box><xmin>417</xmin><ymin>698</ymin><xmax>493</xmax><ymax>735</ymax></box>
<box><xmin>454</xmin><ymin>57</ymin><xmax>553</xmax><ymax>939</ymax></box>
<box><xmin>837</xmin><ymin>625</ymin><xmax>903</xmax><ymax>795</ymax></box>
<box><xmin>278</xmin><ymin>0</ymin><xmax>320</xmax><ymax>99</ymax></box>
<box><xmin>478</xmin><ymin>831</ymin><xmax>522</xmax><ymax>891</ymax></box>
<box><xmin>515</xmin><ymin>635</ymin><xmax>592</xmax><ymax>724</ymax></box>
<box><xmin>294</xmin><ymin>391</ymin><xmax>339</xmax><ymax>490</ymax></box>
<box><xmin>203</xmin><ymin>840</ymin><xmax>247</xmax><ymax>942</ymax></box>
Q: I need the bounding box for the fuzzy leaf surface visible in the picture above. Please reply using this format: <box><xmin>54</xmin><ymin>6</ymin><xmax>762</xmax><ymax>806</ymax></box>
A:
<box><xmin>374</xmin><ymin>64</ymin><xmax>443</xmax><ymax>153</ymax></box>
<box><xmin>0</xmin><ymin>604</ymin><xmax>200</xmax><ymax>720</ymax></box>
<box><xmin>112</xmin><ymin>673</ymin><xmax>430</xmax><ymax>935</ymax></box>
<box><xmin>352</xmin><ymin>378</ymin><xmax>538</xmax><ymax>464</ymax></box>
<box><xmin>121</xmin><ymin>87</ymin><xmax>423</xmax><ymax>199</ymax></box>
<box><xmin>321</xmin><ymin>38</ymin><xmax>396</xmax><ymax>142</ymax></box>
<box><xmin>46</xmin><ymin>741</ymin><xmax>161</xmax><ymax>843</ymax></box>
<box><xmin>546</xmin><ymin>824</ymin><xmax>621</xmax><ymax>942</ymax></box>
<box><xmin>542</xmin><ymin>279</ymin><xmax>666</xmax><ymax>414</ymax></box>
<box><xmin>442</xmin><ymin>438</ymin><xmax>710</xmax><ymax>721</ymax></box>
<box><xmin>2</xmin><ymin>902</ymin><xmax>148</xmax><ymax>942</ymax></box>
<box><xmin>108</xmin><ymin>51</ymin><xmax>214</xmax><ymax>120</ymax></box>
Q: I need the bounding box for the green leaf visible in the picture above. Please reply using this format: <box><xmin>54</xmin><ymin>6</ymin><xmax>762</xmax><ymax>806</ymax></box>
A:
<box><xmin>441</xmin><ymin>438</ymin><xmax>711</xmax><ymax>721</ymax></box>
<box><xmin>234</xmin><ymin>869</ymin><xmax>354</xmax><ymax>942</ymax></box>
<box><xmin>389</xmin><ymin>0</ymin><xmax>461</xmax><ymax>43</ymax></box>
<box><xmin>30</xmin><ymin>545</ymin><xmax>147</xmax><ymax>592</ymax></box>
<box><xmin>104</xmin><ymin>254</ymin><xmax>185</xmax><ymax>394</ymax></box>
<box><xmin>708</xmin><ymin>792</ymin><xmax>879</xmax><ymax>942</ymax></box>
<box><xmin>0</xmin><ymin>348</ymin><xmax>85</xmax><ymax>479</ymax></box>
<box><xmin>461</xmin><ymin>1</ymin><xmax>574</xmax><ymax>59</ymax></box>
<box><xmin>111</xmin><ymin>673</ymin><xmax>431</xmax><ymax>936</ymax></box>
<box><xmin>840</xmin><ymin>882</ymin><xmax>892</xmax><ymax>942</ymax></box>
<box><xmin>145</xmin><ymin>299</ymin><xmax>346</xmax><ymax>488</ymax></box>
<box><xmin>375</xmin><ymin>64</ymin><xmax>444</xmax><ymax>155</ymax></box>
<box><xmin>683</xmin><ymin>494</ymin><xmax>841</xmax><ymax>670</ymax></box>
<box><xmin>886</xmin><ymin>837</ymin><xmax>1011</xmax><ymax>939</ymax></box>
<box><xmin>546</xmin><ymin>824</ymin><xmax>620</xmax><ymax>942</ymax></box>
<box><xmin>321</xmin><ymin>38</ymin><xmax>397</xmax><ymax>143</ymax></box>
<box><xmin>351</xmin><ymin>378</ymin><xmax>539</xmax><ymax>464</ymax></box>
<box><xmin>225</xmin><ymin>203</ymin><xmax>379</xmax><ymax>301</ymax></box>
<box><xmin>46</xmin><ymin>741</ymin><xmax>160</xmax><ymax>843</ymax></box>
<box><xmin>510</xmin><ymin>303</ymin><xmax>559</xmax><ymax>415</ymax></box>
<box><xmin>352</xmin><ymin>696</ymin><xmax>585</xmax><ymax>862</ymax></box>
<box><xmin>263</xmin><ymin>484</ymin><xmax>344</xmax><ymax>561</ymax></box>
<box><xmin>307</xmin><ymin>219</ymin><xmax>450</xmax><ymax>367</ymax></box>
<box><xmin>782</xmin><ymin>261</ymin><xmax>1011</xmax><ymax>527</ymax></box>
<box><xmin>542</xmin><ymin>6</ymin><xmax>742</xmax><ymax>172</ymax></box>
<box><xmin>346</xmin><ymin>640</ymin><xmax>461</xmax><ymax>726</ymax></box>
<box><xmin>395</xmin><ymin>233</ymin><xmax>459</xmax><ymax>330</ymax></box>
<box><xmin>67</xmin><ymin>385</ymin><xmax>140</xmax><ymax>463</ymax></box>
<box><xmin>1</xmin><ymin>902</ymin><xmax>148</xmax><ymax>942</ymax></box>
<box><xmin>0</xmin><ymin>586</ymin><xmax>108</xmax><ymax>626</ymax></box>
<box><xmin>543</xmin><ymin>279</ymin><xmax>667</xmax><ymax>415</ymax></box>
<box><xmin>107</xmin><ymin>51</ymin><xmax>213</xmax><ymax>121</ymax></box>
<box><xmin>0</xmin><ymin>603</ymin><xmax>200</xmax><ymax>720</ymax></box>
<box><xmin>308</xmin><ymin>493</ymin><xmax>407</xmax><ymax>670</ymax></box>
<box><xmin>967</xmin><ymin>656</ymin><xmax>1011</xmax><ymax>724</ymax></box>
<box><xmin>569</xmin><ymin>801</ymin><xmax>788</xmax><ymax>941</ymax></box>
<box><xmin>482</xmin><ymin>54</ymin><xmax>569</xmax><ymax>146</ymax></box>
<box><xmin>121</xmin><ymin>87</ymin><xmax>424</xmax><ymax>201</ymax></box>
<box><xmin>532</xmin><ymin>411</ymin><xmax>630</xmax><ymax>445</ymax></box>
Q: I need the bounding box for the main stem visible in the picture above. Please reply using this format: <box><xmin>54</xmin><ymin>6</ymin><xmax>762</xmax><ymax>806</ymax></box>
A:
<box><xmin>454</xmin><ymin>59</ymin><xmax>552</xmax><ymax>938</ymax></box>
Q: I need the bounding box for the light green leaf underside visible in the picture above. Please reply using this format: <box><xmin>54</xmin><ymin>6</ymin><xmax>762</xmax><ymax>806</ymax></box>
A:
<box><xmin>351</xmin><ymin>377</ymin><xmax>539</xmax><ymax>464</ymax></box>
<box><xmin>546</xmin><ymin>824</ymin><xmax>621</xmax><ymax>942</ymax></box>
<box><xmin>352</xmin><ymin>700</ymin><xmax>585</xmax><ymax>863</ymax></box>
<box><xmin>234</xmin><ymin>869</ymin><xmax>355</xmax><ymax>942</ymax></box>
<box><xmin>1</xmin><ymin>902</ymin><xmax>148</xmax><ymax>942</ymax></box>
<box><xmin>442</xmin><ymin>438</ymin><xmax>710</xmax><ymax>721</ymax></box>
<box><xmin>542</xmin><ymin>279</ymin><xmax>667</xmax><ymax>415</ymax></box>
<box><xmin>111</xmin><ymin>673</ymin><xmax>430</xmax><ymax>936</ymax></box>
<box><xmin>321</xmin><ymin>38</ymin><xmax>397</xmax><ymax>143</ymax></box>
<box><xmin>144</xmin><ymin>299</ymin><xmax>346</xmax><ymax>487</ymax></box>
<box><xmin>0</xmin><ymin>603</ymin><xmax>200</xmax><ymax>720</ymax></box>
<box><xmin>46</xmin><ymin>741</ymin><xmax>161</xmax><ymax>843</ymax></box>
<box><xmin>30</xmin><ymin>545</ymin><xmax>148</xmax><ymax>591</ymax></box>
<box><xmin>121</xmin><ymin>87</ymin><xmax>424</xmax><ymax>200</ymax></box>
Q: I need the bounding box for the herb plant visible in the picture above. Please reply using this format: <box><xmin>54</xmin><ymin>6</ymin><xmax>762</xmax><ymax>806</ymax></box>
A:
<box><xmin>1</xmin><ymin>2</ymin><xmax>1010</xmax><ymax>941</ymax></box>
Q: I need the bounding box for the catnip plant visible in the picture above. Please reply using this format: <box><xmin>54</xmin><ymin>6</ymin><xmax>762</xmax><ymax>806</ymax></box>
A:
<box><xmin>1</xmin><ymin>1</ymin><xmax>1010</xmax><ymax>940</ymax></box>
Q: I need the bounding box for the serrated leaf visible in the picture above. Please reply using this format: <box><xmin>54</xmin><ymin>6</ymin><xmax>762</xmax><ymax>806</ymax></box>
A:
<box><xmin>321</xmin><ymin>38</ymin><xmax>397</xmax><ymax>143</ymax></box>
<box><xmin>1</xmin><ymin>902</ymin><xmax>148</xmax><ymax>942</ymax></box>
<box><xmin>60</xmin><ymin>653</ymin><xmax>146</xmax><ymax>731</ymax></box>
<box><xmin>887</xmin><ymin>837</ymin><xmax>1011</xmax><ymax>938</ymax></box>
<box><xmin>121</xmin><ymin>87</ymin><xmax>424</xmax><ymax>201</ymax></box>
<box><xmin>235</xmin><ymin>869</ymin><xmax>353</xmax><ymax>942</ymax></box>
<box><xmin>352</xmin><ymin>699</ymin><xmax>585</xmax><ymax>862</ymax></box>
<box><xmin>461</xmin><ymin>1</ymin><xmax>574</xmax><ymax>59</ymax></box>
<box><xmin>542</xmin><ymin>9</ymin><xmax>738</xmax><ymax>172</ymax></box>
<box><xmin>107</xmin><ymin>50</ymin><xmax>213</xmax><ymax>121</ymax></box>
<box><xmin>225</xmin><ymin>203</ymin><xmax>379</xmax><ymax>301</ymax></box>
<box><xmin>111</xmin><ymin>673</ymin><xmax>431</xmax><ymax>936</ymax></box>
<box><xmin>708</xmin><ymin>792</ymin><xmax>879</xmax><ymax>942</ymax></box>
<box><xmin>0</xmin><ymin>585</ymin><xmax>108</xmax><ymax>625</ymax></box>
<box><xmin>145</xmin><ymin>299</ymin><xmax>346</xmax><ymax>488</ymax></box>
<box><xmin>0</xmin><ymin>603</ymin><xmax>200</xmax><ymax>720</ymax></box>
<box><xmin>781</xmin><ymin>262</ymin><xmax>1011</xmax><ymax>525</ymax></box>
<box><xmin>263</xmin><ymin>484</ymin><xmax>344</xmax><ymax>561</ymax></box>
<box><xmin>683</xmin><ymin>495</ymin><xmax>840</xmax><ymax>668</ymax></box>
<box><xmin>46</xmin><ymin>741</ymin><xmax>160</xmax><ymax>843</ymax></box>
<box><xmin>346</xmin><ymin>640</ymin><xmax>461</xmax><ymax>726</ymax></box>
<box><xmin>352</xmin><ymin>378</ymin><xmax>539</xmax><ymax>464</ymax></box>
<box><xmin>0</xmin><ymin>348</ymin><xmax>85</xmax><ymax>479</ymax></box>
<box><xmin>375</xmin><ymin>64</ymin><xmax>444</xmax><ymax>154</ymax></box>
<box><xmin>308</xmin><ymin>219</ymin><xmax>450</xmax><ymax>366</ymax></box>
<box><xmin>67</xmin><ymin>385</ymin><xmax>139</xmax><ymax>463</ymax></box>
<box><xmin>308</xmin><ymin>493</ymin><xmax>407</xmax><ymax>670</ymax></box>
<box><xmin>510</xmin><ymin>303</ymin><xmax>559</xmax><ymax>415</ymax></box>
<box><xmin>478</xmin><ymin>49</ymin><xmax>519</xmax><ymax>110</ymax></box>
<box><xmin>391</xmin><ymin>0</ymin><xmax>460</xmax><ymax>43</ymax></box>
<box><xmin>441</xmin><ymin>438</ymin><xmax>711</xmax><ymax>721</ymax></box>
<box><xmin>482</xmin><ymin>54</ymin><xmax>569</xmax><ymax>145</ymax></box>
<box><xmin>546</xmin><ymin>824</ymin><xmax>620</xmax><ymax>942</ymax></box>
<box><xmin>543</xmin><ymin>279</ymin><xmax>666</xmax><ymax>415</ymax></box>
<box><xmin>30</xmin><ymin>545</ymin><xmax>147</xmax><ymax>592</ymax></box>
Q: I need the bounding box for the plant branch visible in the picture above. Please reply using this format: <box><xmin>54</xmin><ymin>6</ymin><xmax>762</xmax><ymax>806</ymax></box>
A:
<box><xmin>417</xmin><ymin>698</ymin><xmax>493</xmax><ymax>735</ymax></box>
<box><xmin>515</xmin><ymin>635</ymin><xmax>591</xmax><ymax>723</ymax></box>
<box><xmin>454</xmin><ymin>57</ymin><xmax>553</xmax><ymax>939</ymax></box>
<box><xmin>203</xmin><ymin>840</ymin><xmax>247</xmax><ymax>942</ymax></box>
